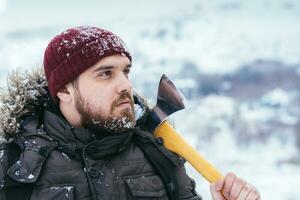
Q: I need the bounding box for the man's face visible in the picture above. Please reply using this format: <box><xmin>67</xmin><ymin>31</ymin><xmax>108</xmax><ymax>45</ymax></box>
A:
<box><xmin>71</xmin><ymin>54</ymin><xmax>135</xmax><ymax>134</ymax></box>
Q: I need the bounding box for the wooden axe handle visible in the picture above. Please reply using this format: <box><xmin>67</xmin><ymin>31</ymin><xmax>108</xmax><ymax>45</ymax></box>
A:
<box><xmin>154</xmin><ymin>121</ymin><xmax>224</xmax><ymax>183</ymax></box>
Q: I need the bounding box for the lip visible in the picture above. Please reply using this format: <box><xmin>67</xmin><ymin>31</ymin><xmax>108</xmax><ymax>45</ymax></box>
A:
<box><xmin>116</xmin><ymin>100</ymin><xmax>131</xmax><ymax>107</ymax></box>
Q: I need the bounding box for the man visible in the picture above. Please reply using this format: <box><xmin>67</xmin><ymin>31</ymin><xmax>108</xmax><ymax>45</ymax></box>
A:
<box><xmin>0</xmin><ymin>26</ymin><xmax>260</xmax><ymax>200</ymax></box>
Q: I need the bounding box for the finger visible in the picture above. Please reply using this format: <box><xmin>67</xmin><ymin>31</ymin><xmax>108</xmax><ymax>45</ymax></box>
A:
<box><xmin>210</xmin><ymin>181</ymin><xmax>226</xmax><ymax>200</ymax></box>
<box><xmin>222</xmin><ymin>173</ymin><xmax>237</xmax><ymax>199</ymax></box>
<box><xmin>229</xmin><ymin>177</ymin><xmax>247</xmax><ymax>200</ymax></box>
<box><xmin>245</xmin><ymin>188</ymin><xmax>261</xmax><ymax>200</ymax></box>
<box><xmin>237</xmin><ymin>183</ymin><xmax>254</xmax><ymax>200</ymax></box>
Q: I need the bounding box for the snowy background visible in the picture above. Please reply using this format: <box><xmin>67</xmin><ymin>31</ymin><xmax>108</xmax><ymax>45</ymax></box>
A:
<box><xmin>1</xmin><ymin>0</ymin><xmax>300</xmax><ymax>199</ymax></box>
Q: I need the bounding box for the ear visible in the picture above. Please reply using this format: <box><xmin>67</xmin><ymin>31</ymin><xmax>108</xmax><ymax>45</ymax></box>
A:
<box><xmin>56</xmin><ymin>83</ymin><xmax>74</xmax><ymax>103</ymax></box>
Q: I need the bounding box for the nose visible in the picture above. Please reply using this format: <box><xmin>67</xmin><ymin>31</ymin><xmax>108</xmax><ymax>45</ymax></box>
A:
<box><xmin>116</xmin><ymin>73</ymin><xmax>132</xmax><ymax>94</ymax></box>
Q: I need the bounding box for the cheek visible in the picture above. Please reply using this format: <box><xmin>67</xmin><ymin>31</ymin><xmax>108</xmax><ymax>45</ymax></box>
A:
<box><xmin>77</xmin><ymin>77</ymin><xmax>117</xmax><ymax>114</ymax></box>
<box><xmin>82</xmin><ymin>88</ymin><xmax>115</xmax><ymax>113</ymax></box>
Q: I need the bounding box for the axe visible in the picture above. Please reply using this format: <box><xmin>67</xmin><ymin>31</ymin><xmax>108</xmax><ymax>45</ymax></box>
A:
<box><xmin>145</xmin><ymin>74</ymin><xmax>223</xmax><ymax>183</ymax></box>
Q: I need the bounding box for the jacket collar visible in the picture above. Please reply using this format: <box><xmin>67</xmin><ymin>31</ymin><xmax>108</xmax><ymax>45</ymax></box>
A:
<box><xmin>43</xmin><ymin>109</ymin><xmax>136</xmax><ymax>160</ymax></box>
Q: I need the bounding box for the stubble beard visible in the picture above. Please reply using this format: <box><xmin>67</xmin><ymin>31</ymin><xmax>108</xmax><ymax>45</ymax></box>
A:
<box><xmin>75</xmin><ymin>92</ymin><xmax>136</xmax><ymax>135</ymax></box>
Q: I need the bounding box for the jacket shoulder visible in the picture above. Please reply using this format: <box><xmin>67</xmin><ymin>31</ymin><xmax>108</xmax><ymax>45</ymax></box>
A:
<box><xmin>133</xmin><ymin>128</ymin><xmax>202</xmax><ymax>199</ymax></box>
<box><xmin>5</xmin><ymin>136</ymin><xmax>56</xmax><ymax>184</ymax></box>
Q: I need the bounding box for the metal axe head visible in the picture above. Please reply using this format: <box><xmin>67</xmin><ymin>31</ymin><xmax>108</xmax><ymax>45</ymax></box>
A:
<box><xmin>145</xmin><ymin>74</ymin><xmax>186</xmax><ymax>132</ymax></box>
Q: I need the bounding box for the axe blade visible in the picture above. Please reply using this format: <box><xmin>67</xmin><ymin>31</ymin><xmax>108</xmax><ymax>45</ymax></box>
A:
<box><xmin>146</xmin><ymin>74</ymin><xmax>186</xmax><ymax>132</ymax></box>
<box><xmin>155</xmin><ymin>74</ymin><xmax>185</xmax><ymax>117</ymax></box>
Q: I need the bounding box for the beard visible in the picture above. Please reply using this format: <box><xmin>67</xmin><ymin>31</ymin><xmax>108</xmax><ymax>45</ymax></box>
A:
<box><xmin>75</xmin><ymin>91</ymin><xmax>136</xmax><ymax>135</ymax></box>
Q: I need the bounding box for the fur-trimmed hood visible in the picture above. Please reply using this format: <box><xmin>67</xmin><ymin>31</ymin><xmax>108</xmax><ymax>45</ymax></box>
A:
<box><xmin>0</xmin><ymin>68</ymin><xmax>48</xmax><ymax>139</ymax></box>
<box><xmin>0</xmin><ymin>68</ymin><xmax>150</xmax><ymax>139</ymax></box>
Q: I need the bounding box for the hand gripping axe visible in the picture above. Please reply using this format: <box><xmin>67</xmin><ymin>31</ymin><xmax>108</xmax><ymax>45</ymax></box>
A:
<box><xmin>145</xmin><ymin>74</ymin><xmax>224</xmax><ymax>183</ymax></box>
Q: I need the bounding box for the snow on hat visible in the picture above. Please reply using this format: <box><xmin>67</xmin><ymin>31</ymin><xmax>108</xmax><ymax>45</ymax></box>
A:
<box><xmin>43</xmin><ymin>26</ymin><xmax>132</xmax><ymax>104</ymax></box>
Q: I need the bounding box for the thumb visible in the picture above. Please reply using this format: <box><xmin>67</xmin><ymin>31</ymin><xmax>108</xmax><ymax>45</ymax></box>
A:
<box><xmin>210</xmin><ymin>179</ymin><xmax>226</xmax><ymax>200</ymax></box>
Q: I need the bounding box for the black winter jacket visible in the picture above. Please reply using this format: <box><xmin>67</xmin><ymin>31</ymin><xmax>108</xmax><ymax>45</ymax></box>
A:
<box><xmin>0</xmin><ymin>69</ymin><xmax>202</xmax><ymax>200</ymax></box>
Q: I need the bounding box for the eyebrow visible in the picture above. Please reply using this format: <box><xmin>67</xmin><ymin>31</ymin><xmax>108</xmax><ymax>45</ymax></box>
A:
<box><xmin>92</xmin><ymin>64</ymin><xmax>132</xmax><ymax>73</ymax></box>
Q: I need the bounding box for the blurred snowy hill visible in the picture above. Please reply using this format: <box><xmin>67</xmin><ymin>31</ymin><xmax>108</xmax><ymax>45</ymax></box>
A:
<box><xmin>0</xmin><ymin>0</ymin><xmax>300</xmax><ymax>199</ymax></box>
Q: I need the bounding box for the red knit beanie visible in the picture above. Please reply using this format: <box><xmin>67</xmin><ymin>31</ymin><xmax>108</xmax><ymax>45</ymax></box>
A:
<box><xmin>43</xmin><ymin>26</ymin><xmax>132</xmax><ymax>104</ymax></box>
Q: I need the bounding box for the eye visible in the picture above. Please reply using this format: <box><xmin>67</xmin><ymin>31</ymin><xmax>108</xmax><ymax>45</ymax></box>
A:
<box><xmin>123</xmin><ymin>68</ymin><xmax>131</xmax><ymax>77</ymax></box>
<box><xmin>98</xmin><ymin>70</ymin><xmax>112</xmax><ymax>79</ymax></box>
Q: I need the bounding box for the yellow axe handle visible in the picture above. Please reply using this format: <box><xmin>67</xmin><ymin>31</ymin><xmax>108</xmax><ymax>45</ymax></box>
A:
<box><xmin>154</xmin><ymin>120</ymin><xmax>224</xmax><ymax>183</ymax></box>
